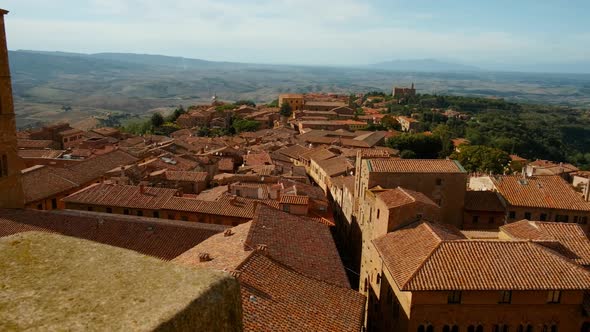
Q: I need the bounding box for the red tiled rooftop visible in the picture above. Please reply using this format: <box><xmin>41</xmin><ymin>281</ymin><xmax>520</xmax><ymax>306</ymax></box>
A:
<box><xmin>368</xmin><ymin>158</ymin><xmax>466</xmax><ymax>173</ymax></box>
<box><xmin>238</xmin><ymin>253</ymin><xmax>365</xmax><ymax>332</ymax></box>
<box><xmin>244</xmin><ymin>204</ymin><xmax>350</xmax><ymax>287</ymax></box>
<box><xmin>493</xmin><ymin>175</ymin><xmax>590</xmax><ymax>211</ymax></box>
<box><xmin>374</xmin><ymin>221</ymin><xmax>590</xmax><ymax>291</ymax></box>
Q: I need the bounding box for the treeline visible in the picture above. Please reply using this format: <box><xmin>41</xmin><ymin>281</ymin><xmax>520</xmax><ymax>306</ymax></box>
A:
<box><xmin>385</xmin><ymin>94</ymin><xmax>590</xmax><ymax>171</ymax></box>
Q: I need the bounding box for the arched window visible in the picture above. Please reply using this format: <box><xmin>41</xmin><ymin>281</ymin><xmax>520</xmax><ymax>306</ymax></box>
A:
<box><xmin>426</xmin><ymin>326</ymin><xmax>434</xmax><ymax>332</ymax></box>
<box><xmin>443</xmin><ymin>325</ymin><xmax>459</xmax><ymax>332</ymax></box>
<box><xmin>477</xmin><ymin>326</ymin><xmax>484</xmax><ymax>332</ymax></box>
<box><xmin>418</xmin><ymin>325</ymin><xmax>425</xmax><ymax>332</ymax></box>
<box><xmin>0</xmin><ymin>154</ymin><xmax>7</xmax><ymax>177</ymax></box>
<box><xmin>469</xmin><ymin>326</ymin><xmax>475</xmax><ymax>332</ymax></box>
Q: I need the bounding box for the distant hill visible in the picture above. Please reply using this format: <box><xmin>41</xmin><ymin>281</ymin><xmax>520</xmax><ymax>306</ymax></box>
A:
<box><xmin>370</xmin><ymin>59</ymin><xmax>481</xmax><ymax>72</ymax></box>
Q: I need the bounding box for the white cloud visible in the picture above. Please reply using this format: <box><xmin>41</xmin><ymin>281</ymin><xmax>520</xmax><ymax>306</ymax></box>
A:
<box><xmin>2</xmin><ymin>0</ymin><xmax>588</xmax><ymax>65</ymax></box>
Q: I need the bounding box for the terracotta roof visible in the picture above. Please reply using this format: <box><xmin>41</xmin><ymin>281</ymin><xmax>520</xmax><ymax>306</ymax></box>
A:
<box><xmin>301</xmin><ymin>148</ymin><xmax>336</xmax><ymax>162</ymax></box>
<box><xmin>243</xmin><ymin>152</ymin><xmax>272</xmax><ymax>166</ymax></box>
<box><xmin>244</xmin><ymin>204</ymin><xmax>350</xmax><ymax>287</ymax></box>
<box><xmin>164</xmin><ymin>170</ymin><xmax>208</xmax><ymax>182</ymax></box>
<box><xmin>276</xmin><ymin>145</ymin><xmax>308</xmax><ymax>159</ymax></box>
<box><xmin>528</xmin><ymin>160</ymin><xmax>579</xmax><ymax>174</ymax></box>
<box><xmin>375</xmin><ymin>187</ymin><xmax>438</xmax><ymax>209</ymax></box>
<box><xmin>493</xmin><ymin>175</ymin><xmax>590</xmax><ymax>211</ymax></box>
<box><xmin>217</xmin><ymin>157</ymin><xmax>234</xmax><ymax>171</ymax></box>
<box><xmin>58</xmin><ymin>128</ymin><xmax>83</xmax><ymax>136</ymax></box>
<box><xmin>374</xmin><ymin>221</ymin><xmax>590</xmax><ymax>291</ymax></box>
<box><xmin>173</xmin><ymin>222</ymin><xmax>253</xmax><ymax>271</ymax></box>
<box><xmin>64</xmin><ymin>183</ymin><xmax>178</xmax><ymax>209</ymax></box>
<box><xmin>22</xmin><ymin>166</ymin><xmax>80</xmax><ymax>203</ymax></box>
<box><xmin>368</xmin><ymin>159</ymin><xmax>466</xmax><ymax>173</ymax></box>
<box><xmin>501</xmin><ymin>220</ymin><xmax>590</xmax><ymax>266</ymax></box>
<box><xmin>17</xmin><ymin>139</ymin><xmax>55</xmax><ymax>149</ymax></box>
<box><xmin>279</xmin><ymin>195</ymin><xmax>309</xmax><ymax>205</ymax></box>
<box><xmin>304</xmin><ymin>101</ymin><xmax>347</xmax><ymax>107</ymax></box>
<box><xmin>464</xmin><ymin>191</ymin><xmax>505</xmax><ymax>212</ymax></box>
<box><xmin>238</xmin><ymin>253</ymin><xmax>365</xmax><ymax>332</ymax></box>
<box><xmin>0</xmin><ymin>209</ymin><xmax>225</xmax><ymax>260</ymax></box>
<box><xmin>18</xmin><ymin>149</ymin><xmax>64</xmax><ymax>159</ymax></box>
<box><xmin>460</xmin><ymin>230</ymin><xmax>500</xmax><ymax>239</ymax></box>
<box><xmin>315</xmin><ymin>156</ymin><xmax>353</xmax><ymax>177</ymax></box>
<box><xmin>163</xmin><ymin>195</ymin><xmax>255</xmax><ymax>219</ymax></box>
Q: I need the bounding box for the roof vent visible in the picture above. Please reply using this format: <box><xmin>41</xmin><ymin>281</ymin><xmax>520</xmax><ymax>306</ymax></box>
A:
<box><xmin>224</xmin><ymin>229</ymin><xmax>233</xmax><ymax>237</ymax></box>
<box><xmin>256</xmin><ymin>244</ymin><xmax>268</xmax><ymax>252</ymax></box>
<box><xmin>249</xmin><ymin>295</ymin><xmax>257</xmax><ymax>303</ymax></box>
<box><xmin>199</xmin><ymin>253</ymin><xmax>212</xmax><ymax>262</ymax></box>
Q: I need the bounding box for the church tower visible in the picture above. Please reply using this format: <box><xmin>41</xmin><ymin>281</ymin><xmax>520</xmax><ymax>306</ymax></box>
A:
<box><xmin>0</xmin><ymin>9</ymin><xmax>25</xmax><ymax>208</ymax></box>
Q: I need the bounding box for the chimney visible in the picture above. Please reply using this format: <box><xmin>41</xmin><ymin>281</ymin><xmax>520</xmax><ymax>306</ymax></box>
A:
<box><xmin>199</xmin><ymin>253</ymin><xmax>212</xmax><ymax>262</ymax></box>
<box><xmin>139</xmin><ymin>184</ymin><xmax>145</xmax><ymax>194</ymax></box>
<box><xmin>584</xmin><ymin>181</ymin><xmax>590</xmax><ymax>202</ymax></box>
<box><xmin>224</xmin><ymin>229</ymin><xmax>233</xmax><ymax>237</ymax></box>
<box><xmin>120</xmin><ymin>166</ymin><xmax>125</xmax><ymax>178</ymax></box>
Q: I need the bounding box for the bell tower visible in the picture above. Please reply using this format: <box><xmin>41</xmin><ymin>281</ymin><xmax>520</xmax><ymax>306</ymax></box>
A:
<box><xmin>0</xmin><ymin>9</ymin><xmax>25</xmax><ymax>208</ymax></box>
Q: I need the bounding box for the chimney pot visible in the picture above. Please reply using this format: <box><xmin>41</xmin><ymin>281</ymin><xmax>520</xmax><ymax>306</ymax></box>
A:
<box><xmin>199</xmin><ymin>252</ymin><xmax>212</xmax><ymax>262</ymax></box>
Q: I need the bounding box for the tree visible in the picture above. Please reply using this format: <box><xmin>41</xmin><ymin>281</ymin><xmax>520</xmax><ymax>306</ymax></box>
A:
<box><xmin>450</xmin><ymin>145</ymin><xmax>510</xmax><ymax>174</ymax></box>
<box><xmin>232</xmin><ymin>118</ymin><xmax>260</xmax><ymax>133</ymax></box>
<box><xmin>432</xmin><ymin>124</ymin><xmax>454</xmax><ymax>157</ymax></box>
<box><xmin>234</xmin><ymin>100</ymin><xmax>256</xmax><ymax>107</ymax></box>
<box><xmin>280</xmin><ymin>102</ymin><xmax>292</xmax><ymax>117</ymax></box>
<box><xmin>386</xmin><ymin>133</ymin><xmax>442</xmax><ymax>159</ymax></box>
<box><xmin>381</xmin><ymin>115</ymin><xmax>401</xmax><ymax>131</ymax></box>
<box><xmin>151</xmin><ymin>113</ymin><xmax>164</xmax><ymax>128</ymax></box>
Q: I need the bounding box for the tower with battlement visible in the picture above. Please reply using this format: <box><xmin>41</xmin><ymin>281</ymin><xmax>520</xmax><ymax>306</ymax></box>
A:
<box><xmin>0</xmin><ymin>9</ymin><xmax>25</xmax><ymax>208</ymax></box>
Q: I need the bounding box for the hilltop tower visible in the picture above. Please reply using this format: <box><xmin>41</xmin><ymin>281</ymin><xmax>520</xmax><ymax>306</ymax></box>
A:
<box><xmin>0</xmin><ymin>9</ymin><xmax>25</xmax><ymax>208</ymax></box>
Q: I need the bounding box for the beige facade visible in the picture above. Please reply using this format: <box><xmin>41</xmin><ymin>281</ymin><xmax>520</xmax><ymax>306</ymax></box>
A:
<box><xmin>278</xmin><ymin>94</ymin><xmax>304</xmax><ymax>112</ymax></box>
<box><xmin>0</xmin><ymin>10</ymin><xmax>24</xmax><ymax>208</ymax></box>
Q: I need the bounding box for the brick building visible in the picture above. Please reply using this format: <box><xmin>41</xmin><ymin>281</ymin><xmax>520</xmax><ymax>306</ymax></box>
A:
<box><xmin>0</xmin><ymin>10</ymin><xmax>24</xmax><ymax>208</ymax></box>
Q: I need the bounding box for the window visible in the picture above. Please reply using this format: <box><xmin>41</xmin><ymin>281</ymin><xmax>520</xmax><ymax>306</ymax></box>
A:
<box><xmin>574</xmin><ymin>216</ymin><xmax>579</xmax><ymax>223</ymax></box>
<box><xmin>168</xmin><ymin>214</ymin><xmax>175</xmax><ymax>220</ymax></box>
<box><xmin>181</xmin><ymin>215</ymin><xmax>188</xmax><ymax>221</ymax></box>
<box><xmin>51</xmin><ymin>198</ymin><xmax>57</xmax><ymax>209</ymax></box>
<box><xmin>137</xmin><ymin>210</ymin><xmax>143</xmax><ymax>216</ymax></box>
<box><xmin>448</xmin><ymin>290</ymin><xmax>462</xmax><ymax>304</ymax></box>
<box><xmin>436</xmin><ymin>178</ymin><xmax>443</xmax><ymax>186</ymax></box>
<box><xmin>489</xmin><ymin>216</ymin><xmax>495</xmax><ymax>224</ymax></box>
<box><xmin>493</xmin><ymin>324</ymin><xmax>509</xmax><ymax>332</ymax></box>
<box><xmin>0</xmin><ymin>154</ymin><xmax>7</xmax><ymax>177</ymax></box>
<box><xmin>540</xmin><ymin>213</ymin><xmax>548</xmax><ymax>221</ymax></box>
<box><xmin>418</xmin><ymin>325</ymin><xmax>434</xmax><ymax>332</ymax></box>
<box><xmin>472</xmin><ymin>216</ymin><xmax>479</xmax><ymax>224</ymax></box>
<box><xmin>236</xmin><ymin>190</ymin><xmax>241</xmax><ymax>196</ymax></box>
<box><xmin>547</xmin><ymin>290</ymin><xmax>561</xmax><ymax>304</ymax></box>
<box><xmin>123</xmin><ymin>209</ymin><xmax>130</xmax><ymax>215</ymax></box>
<box><xmin>555</xmin><ymin>215</ymin><xmax>569</xmax><ymax>223</ymax></box>
<box><xmin>499</xmin><ymin>290</ymin><xmax>512</xmax><ymax>304</ymax></box>
<box><xmin>377</xmin><ymin>209</ymin><xmax>380</xmax><ymax>219</ymax></box>
<box><xmin>37</xmin><ymin>204</ymin><xmax>43</xmax><ymax>210</ymax></box>
<box><xmin>87</xmin><ymin>206</ymin><xmax>93</xmax><ymax>211</ymax></box>
<box><xmin>443</xmin><ymin>325</ymin><xmax>459</xmax><ymax>332</ymax></box>
<box><xmin>542</xmin><ymin>325</ymin><xmax>558</xmax><ymax>332</ymax></box>
<box><xmin>469</xmin><ymin>326</ymin><xmax>484</xmax><ymax>332</ymax></box>
<box><xmin>517</xmin><ymin>325</ymin><xmax>533</xmax><ymax>332</ymax></box>
<box><xmin>524</xmin><ymin>212</ymin><xmax>532</xmax><ymax>220</ymax></box>
<box><xmin>153</xmin><ymin>211</ymin><xmax>160</xmax><ymax>218</ymax></box>
<box><xmin>582</xmin><ymin>217</ymin><xmax>588</xmax><ymax>224</ymax></box>
<box><xmin>509</xmin><ymin>211</ymin><xmax>516</xmax><ymax>219</ymax></box>
<box><xmin>106</xmin><ymin>207</ymin><xmax>112</xmax><ymax>214</ymax></box>
<box><xmin>282</xmin><ymin>205</ymin><xmax>290</xmax><ymax>212</ymax></box>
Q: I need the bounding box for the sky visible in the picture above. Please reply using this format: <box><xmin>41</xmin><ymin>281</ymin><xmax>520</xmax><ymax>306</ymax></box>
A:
<box><xmin>2</xmin><ymin>0</ymin><xmax>589</xmax><ymax>67</ymax></box>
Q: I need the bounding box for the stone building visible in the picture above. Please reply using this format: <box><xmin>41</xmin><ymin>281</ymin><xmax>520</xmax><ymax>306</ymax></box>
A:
<box><xmin>0</xmin><ymin>9</ymin><xmax>24</xmax><ymax>208</ymax></box>
<box><xmin>492</xmin><ymin>175</ymin><xmax>590</xmax><ymax>231</ymax></box>
<box><xmin>355</xmin><ymin>158</ymin><xmax>467</xmax><ymax>228</ymax></box>
<box><xmin>392</xmin><ymin>83</ymin><xmax>416</xmax><ymax>99</ymax></box>
<box><xmin>363</xmin><ymin>220</ymin><xmax>590</xmax><ymax>332</ymax></box>
<box><xmin>278</xmin><ymin>93</ymin><xmax>304</xmax><ymax>112</ymax></box>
